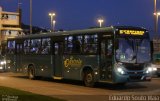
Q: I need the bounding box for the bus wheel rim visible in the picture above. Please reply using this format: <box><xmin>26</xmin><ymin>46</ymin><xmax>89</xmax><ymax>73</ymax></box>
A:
<box><xmin>86</xmin><ymin>73</ymin><xmax>93</xmax><ymax>83</ymax></box>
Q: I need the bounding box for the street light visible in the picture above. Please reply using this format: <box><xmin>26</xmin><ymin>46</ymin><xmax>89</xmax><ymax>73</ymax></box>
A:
<box><xmin>154</xmin><ymin>12</ymin><xmax>160</xmax><ymax>36</ymax></box>
<box><xmin>154</xmin><ymin>0</ymin><xmax>157</xmax><ymax>37</ymax></box>
<box><xmin>18</xmin><ymin>0</ymin><xmax>22</xmax><ymax>28</ymax></box>
<box><xmin>154</xmin><ymin>0</ymin><xmax>157</xmax><ymax>15</ymax></box>
<box><xmin>53</xmin><ymin>20</ymin><xmax>56</xmax><ymax>32</ymax></box>
<box><xmin>30</xmin><ymin>0</ymin><xmax>32</xmax><ymax>34</ymax></box>
<box><xmin>18</xmin><ymin>0</ymin><xmax>22</xmax><ymax>10</ymax></box>
<box><xmin>49</xmin><ymin>13</ymin><xmax>56</xmax><ymax>32</ymax></box>
<box><xmin>98</xmin><ymin>19</ymin><xmax>104</xmax><ymax>27</ymax></box>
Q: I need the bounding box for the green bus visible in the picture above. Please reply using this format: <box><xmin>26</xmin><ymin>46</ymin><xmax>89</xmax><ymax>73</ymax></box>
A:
<box><xmin>6</xmin><ymin>26</ymin><xmax>152</xmax><ymax>87</ymax></box>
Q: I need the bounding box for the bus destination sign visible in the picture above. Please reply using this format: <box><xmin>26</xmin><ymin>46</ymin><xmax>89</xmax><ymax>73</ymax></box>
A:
<box><xmin>119</xmin><ymin>30</ymin><xmax>145</xmax><ymax>35</ymax></box>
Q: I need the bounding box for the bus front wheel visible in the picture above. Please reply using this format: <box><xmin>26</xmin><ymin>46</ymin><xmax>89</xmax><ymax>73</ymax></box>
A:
<box><xmin>28</xmin><ymin>66</ymin><xmax>35</xmax><ymax>80</ymax></box>
<box><xmin>83</xmin><ymin>70</ymin><xmax>95</xmax><ymax>87</ymax></box>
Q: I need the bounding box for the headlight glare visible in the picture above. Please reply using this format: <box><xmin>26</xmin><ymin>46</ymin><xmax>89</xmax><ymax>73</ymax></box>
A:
<box><xmin>145</xmin><ymin>66</ymin><xmax>157</xmax><ymax>74</ymax></box>
<box><xmin>153</xmin><ymin>67</ymin><xmax>157</xmax><ymax>71</ymax></box>
<box><xmin>117</xmin><ymin>67</ymin><xmax>125</xmax><ymax>75</ymax></box>
<box><xmin>0</xmin><ymin>61</ymin><xmax>6</xmax><ymax>65</ymax></box>
<box><xmin>148</xmin><ymin>67</ymin><xmax>152</xmax><ymax>72</ymax></box>
<box><xmin>0</xmin><ymin>67</ymin><xmax>3</xmax><ymax>69</ymax></box>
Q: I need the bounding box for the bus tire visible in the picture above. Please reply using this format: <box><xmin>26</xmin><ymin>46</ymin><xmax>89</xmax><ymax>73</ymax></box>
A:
<box><xmin>83</xmin><ymin>70</ymin><xmax>95</xmax><ymax>87</ymax></box>
<box><xmin>28</xmin><ymin>66</ymin><xmax>35</xmax><ymax>80</ymax></box>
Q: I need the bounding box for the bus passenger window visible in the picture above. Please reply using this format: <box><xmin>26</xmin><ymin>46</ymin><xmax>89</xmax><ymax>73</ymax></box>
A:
<box><xmin>30</xmin><ymin>39</ymin><xmax>41</xmax><ymax>54</ymax></box>
<box><xmin>65</xmin><ymin>36</ymin><xmax>73</xmax><ymax>53</ymax></box>
<box><xmin>7</xmin><ymin>41</ymin><xmax>15</xmax><ymax>54</ymax></box>
<box><xmin>41</xmin><ymin>38</ymin><xmax>51</xmax><ymax>54</ymax></box>
<box><xmin>84</xmin><ymin>34</ymin><xmax>98</xmax><ymax>54</ymax></box>
<box><xmin>64</xmin><ymin>36</ymin><xmax>82</xmax><ymax>54</ymax></box>
<box><xmin>24</xmin><ymin>40</ymin><xmax>30</xmax><ymax>54</ymax></box>
<box><xmin>72</xmin><ymin>36</ymin><xmax>82</xmax><ymax>53</ymax></box>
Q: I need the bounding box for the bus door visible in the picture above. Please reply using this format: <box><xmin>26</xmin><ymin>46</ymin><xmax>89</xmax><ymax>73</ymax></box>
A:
<box><xmin>16</xmin><ymin>43</ymin><xmax>23</xmax><ymax>71</ymax></box>
<box><xmin>100</xmin><ymin>38</ymin><xmax>113</xmax><ymax>81</ymax></box>
<box><xmin>53</xmin><ymin>42</ymin><xmax>63</xmax><ymax>78</ymax></box>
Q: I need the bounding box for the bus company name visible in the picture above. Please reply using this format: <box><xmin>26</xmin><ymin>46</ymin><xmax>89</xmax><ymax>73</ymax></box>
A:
<box><xmin>119</xmin><ymin>30</ymin><xmax>145</xmax><ymax>35</ymax></box>
<box><xmin>64</xmin><ymin>57</ymin><xmax>82</xmax><ymax>68</ymax></box>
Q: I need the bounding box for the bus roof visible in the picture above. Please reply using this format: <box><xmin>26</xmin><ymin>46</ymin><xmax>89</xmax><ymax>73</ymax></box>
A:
<box><xmin>8</xmin><ymin>26</ymin><xmax>147</xmax><ymax>40</ymax></box>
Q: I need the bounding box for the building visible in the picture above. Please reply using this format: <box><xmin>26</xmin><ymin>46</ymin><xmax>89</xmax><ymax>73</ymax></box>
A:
<box><xmin>0</xmin><ymin>6</ymin><xmax>22</xmax><ymax>48</ymax></box>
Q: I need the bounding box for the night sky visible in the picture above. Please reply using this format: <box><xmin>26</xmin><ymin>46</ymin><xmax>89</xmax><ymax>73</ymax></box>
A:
<box><xmin>0</xmin><ymin>0</ymin><xmax>160</xmax><ymax>34</ymax></box>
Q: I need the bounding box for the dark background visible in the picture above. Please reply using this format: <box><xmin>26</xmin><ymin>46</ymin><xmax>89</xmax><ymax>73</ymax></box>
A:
<box><xmin>0</xmin><ymin>0</ymin><xmax>160</xmax><ymax>35</ymax></box>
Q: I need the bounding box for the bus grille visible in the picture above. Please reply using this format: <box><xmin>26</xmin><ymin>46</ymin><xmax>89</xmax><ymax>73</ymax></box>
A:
<box><xmin>125</xmin><ymin>63</ymin><xmax>144</xmax><ymax>71</ymax></box>
<box><xmin>127</xmin><ymin>71</ymin><xmax>144</xmax><ymax>75</ymax></box>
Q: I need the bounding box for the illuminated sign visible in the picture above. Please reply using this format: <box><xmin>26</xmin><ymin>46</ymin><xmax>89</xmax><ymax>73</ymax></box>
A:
<box><xmin>119</xmin><ymin>30</ymin><xmax>145</xmax><ymax>35</ymax></box>
<box><xmin>64</xmin><ymin>57</ymin><xmax>82</xmax><ymax>68</ymax></box>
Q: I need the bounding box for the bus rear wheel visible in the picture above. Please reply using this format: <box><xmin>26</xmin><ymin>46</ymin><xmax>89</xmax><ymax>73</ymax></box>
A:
<box><xmin>28</xmin><ymin>66</ymin><xmax>35</xmax><ymax>80</ymax></box>
<box><xmin>83</xmin><ymin>70</ymin><xmax>95</xmax><ymax>87</ymax></box>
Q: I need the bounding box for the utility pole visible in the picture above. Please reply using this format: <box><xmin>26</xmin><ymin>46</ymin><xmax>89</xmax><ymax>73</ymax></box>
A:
<box><xmin>18</xmin><ymin>0</ymin><xmax>22</xmax><ymax>28</ymax></box>
<box><xmin>154</xmin><ymin>0</ymin><xmax>157</xmax><ymax>37</ymax></box>
<box><xmin>30</xmin><ymin>0</ymin><xmax>32</xmax><ymax>34</ymax></box>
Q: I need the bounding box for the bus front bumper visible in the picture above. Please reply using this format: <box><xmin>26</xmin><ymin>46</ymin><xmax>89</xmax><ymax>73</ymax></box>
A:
<box><xmin>114</xmin><ymin>73</ymin><xmax>151</xmax><ymax>83</ymax></box>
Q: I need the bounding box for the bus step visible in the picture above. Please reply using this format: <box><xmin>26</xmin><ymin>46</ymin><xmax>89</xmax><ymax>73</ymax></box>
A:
<box><xmin>53</xmin><ymin>76</ymin><xmax>63</xmax><ymax>80</ymax></box>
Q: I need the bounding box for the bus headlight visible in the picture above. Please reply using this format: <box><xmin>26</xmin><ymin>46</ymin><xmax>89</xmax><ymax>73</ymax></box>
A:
<box><xmin>115</xmin><ymin>63</ymin><xmax>126</xmax><ymax>75</ymax></box>
<box><xmin>151</xmin><ymin>64</ymin><xmax>157</xmax><ymax>71</ymax></box>
<box><xmin>153</xmin><ymin>67</ymin><xmax>157</xmax><ymax>71</ymax></box>
<box><xmin>0</xmin><ymin>67</ymin><xmax>3</xmax><ymax>69</ymax></box>
<box><xmin>0</xmin><ymin>61</ymin><xmax>6</xmax><ymax>65</ymax></box>
<box><xmin>146</xmin><ymin>67</ymin><xmax>153</xmax><ymax>74</ymax></box>
<box><xmin>117</xmin><ymin>67</ymin><xmax>125</xmax><ymax>75</ymax></box>
<box><xmin>145</xmin><ymin>67</ymin><xmax>157</xmax><ymax>74</ymax></box>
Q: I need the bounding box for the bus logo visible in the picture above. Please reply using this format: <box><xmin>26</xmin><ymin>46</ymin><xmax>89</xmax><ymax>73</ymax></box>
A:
<box><xmin>64</xmin><ymin>57</ymin><xmax>82</xmax><ymax>68</ymax></box>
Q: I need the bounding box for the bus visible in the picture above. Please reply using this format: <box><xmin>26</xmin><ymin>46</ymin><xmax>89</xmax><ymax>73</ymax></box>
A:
<box><xmin>6</xmin><ymin>26</ymin><xmax>152</xmax><ymax>87</ymax></box>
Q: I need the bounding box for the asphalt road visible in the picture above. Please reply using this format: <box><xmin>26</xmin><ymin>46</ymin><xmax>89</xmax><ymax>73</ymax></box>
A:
<box><xmin>0</xmin><ymin>72</ymin><xmax>160</xmax><ymax>101</ymax></box>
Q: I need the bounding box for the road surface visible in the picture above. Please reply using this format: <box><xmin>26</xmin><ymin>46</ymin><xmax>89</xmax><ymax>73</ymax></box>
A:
<box><xmin>0</xmin><ymin>72</ymin><xmax>160</xmax><ymax>101</ymax></box>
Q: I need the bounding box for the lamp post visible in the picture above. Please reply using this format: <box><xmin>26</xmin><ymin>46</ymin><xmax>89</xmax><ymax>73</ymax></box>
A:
<box><xmin>154</xmin><ymin>0</ymin><xmax>157</xmax><ymax>37</ymax></box>
<box><xmin>154</xmin><ymin>12</ymin><xmax>160</xmax><ymax>35</ymax></box>
<box><xmin>49</xmin><ymin>13</ymin><xmax>55</xmax><ymax>32</ymax></box>
<box><xmin>18</xmin><ymin>0</ymin><xmax>21</xmax><ymax>10</ymax></box>
<box><xmin>18</xmin><ymin>0</ymin><xmax>22</xmax><ymax>28</ymax></box>
<box><xmin>53</xmin><ymin>20</ymin><xmax>56</xmax><ymax>32</ymax></box>
<box><xmin>30</xmin><ymin>0</ymin><xmax>32</xmax><ymax>34</ymax></box>
<box><xmin>98</xmin><ymin>19</ymin><xmax>104</xmax><ymax>27</ymax></box>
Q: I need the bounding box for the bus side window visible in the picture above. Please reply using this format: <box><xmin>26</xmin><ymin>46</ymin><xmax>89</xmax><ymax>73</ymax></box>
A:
<box><xmin>84</xmin><ymin>34</ymin><xmax>98</xmax><ymax>54</ymax></box>
<box><xmin>30</xmin><ymin>39</ymin><xmax>41</xmax><ymax>54</ymax></box>
<box><xmin>41</xmin><ymin>38</ymin><xmax>51</xmax><ymax>54</ymax></box>
<box><xmin>24</xmin><ymin>40</ymin><xmax>30</xmax><ymax>54</ymax></box>
<box><xmin>7</xmin><ymin>41</ymin><xmax>15</xmax><ymax>54</ymax></box>
<box><xmin>72</xmin><ymin>36</ymin><xmax>82</xmax><ymax>53</ymax></box>
<box><xmin>101</xmin><ymin>42</ymin><xmax>105</xmax><ymax>55</ymax></box>
<box><xmin>66</xmin><ymin>36</ymin><xmax>73</xmax><ymax>53</ymax></box>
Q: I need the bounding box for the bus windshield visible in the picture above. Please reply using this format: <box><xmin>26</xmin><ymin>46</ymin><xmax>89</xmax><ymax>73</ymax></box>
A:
<box><xmin>116</xmin><ymin>38</ymin><xmax>151</xmax><ymax>63</ymax></box>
